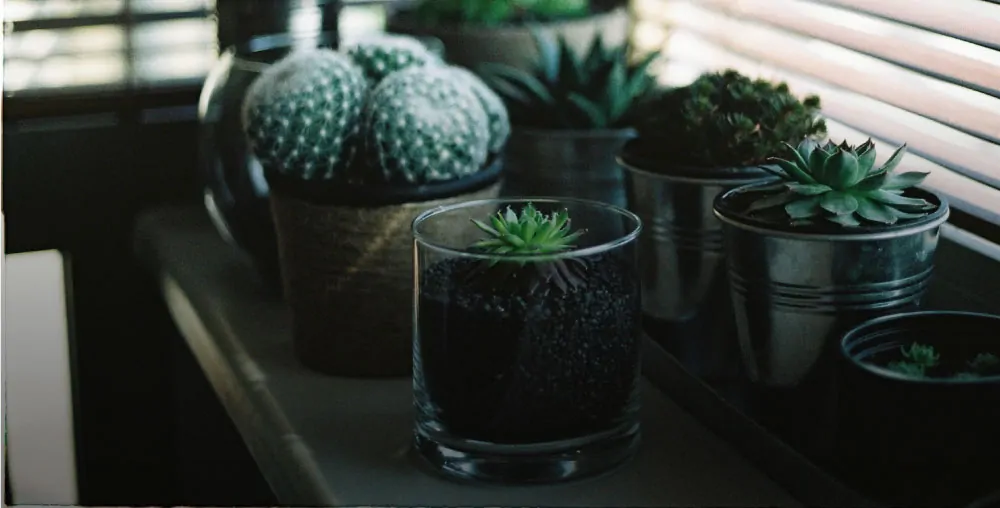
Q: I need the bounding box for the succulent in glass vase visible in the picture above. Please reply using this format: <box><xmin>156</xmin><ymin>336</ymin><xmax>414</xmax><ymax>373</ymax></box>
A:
<box><xmin>239</xmin><ymin>41</ymin><xmax>510</xmax><ymax>378</ymax></box>
<box><xmin>412</xmin><ymin>198</ymin><xmax>642</xmax><ymax>483</ymax></box>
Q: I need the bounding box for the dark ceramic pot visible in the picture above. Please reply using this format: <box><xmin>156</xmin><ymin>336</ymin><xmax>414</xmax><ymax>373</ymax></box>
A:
<box><xmin>838</xmin><ymin>311</ymin><xmax>1000</xmax><ymax>508</ymax></box>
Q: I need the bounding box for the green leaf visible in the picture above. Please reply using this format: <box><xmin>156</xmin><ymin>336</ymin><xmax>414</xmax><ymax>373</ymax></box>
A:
<box><xmin>480</xmin><ymin>63</ymin><xmax>556</xmax><ymax>105</ymax></box>
<box><xmin>786</xmin><ymin>183</ymin><xmax>832</xmax><ymax>195</ymax></box>
<box><xmin>857</xmin><ymin>138</ymin><xmax>877</xmax><ymax>174</ymax></box>
<box><xmin>883</xmin><ymin>171</ymin><xmax>929</xmax><ymax>190</ymax></box>
<box><xmin>471</xmin><ymin>218</ymin><xmax>500</xmax><ymax>237</ymax></box>
<box><xmin>889</xmin><ymin>208</ymin><xmax>929</xmax><ymax>220</ymax></box>
<box><xmin>529</xmin><ymin>25</ymin><xmax>560</xmax><ymax>83</ymax></box>
<box><xmin>868</xmin><ymin>189</ymin><xmax>935</xmax><ymax>210</ymax></box>
<box><xmin>567</xmin><ymin>93</ymin><xmax>609</xmax><ymax>128</ymax></box>
<box><xmin>770</xmin><ymin>158</ymin><xmax>818</xmax><ymax>184</ymax></box>
<box><xmin>877</xmin><ymin>143</ymin><xmax>908</xmax><ymax>174</ymax></box>
<box><xmin>825</xmin><ymin>148</ymin><xmax>862</xmax><ymax>189</ymax></box>
<box><xmin>747</xmin><ymin>190</ymin><xmax>798</xmax><ymax>212</ymax></box>
<box><xmin>855</xmin><ymin>197</ymin><xmax>897</xmax><ymax>224</ymax></box>
<box><xmin>758</xmin><ymin>163</ymin><xmax>788</xmax><ymax>179</ymax></box>
<box><xmin>809</xmin><ymin>146</ymin><xmax>832</xmax><ymax>182</ymax></box>
<box><xmin>854</xmin><ymin>171</ymin><xmax>888</xmax><ymax>192</ymax></box>
<box><xmin>491</xmin><ymin>214</ymin><xmax>509</xmax><ymax>235</ymax></box>
<box><xmin>820</xmin><ymin>191</ymin><xmax>859</xmax><ymax>215</ymax></box>
<box><xmin>827</xmin><ymin>213</ymin><xmax>861</xmax><ymax>227</ymax></box>
<box><xmin>785</xmin><ymin>195</ymin><xmax>822</xmax><ymax>219</ymax></box>
<box><xmin>794</xmin><ymin>139</ymin><xmax>818</xmax><ymax>168</ymax></box>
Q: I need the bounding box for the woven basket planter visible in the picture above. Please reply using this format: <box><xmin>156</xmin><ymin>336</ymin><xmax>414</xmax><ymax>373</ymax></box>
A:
<box><xmin>268</xmin><ymin>161</ymin><xmax>503</xmax><ymax>377</ymax></box>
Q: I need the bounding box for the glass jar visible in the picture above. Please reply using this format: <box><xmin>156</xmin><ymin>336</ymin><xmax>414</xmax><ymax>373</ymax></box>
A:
<box><xmin>199</xmin><ymin>0</ymin><xmax>342</xmax><ymax>291</ymax></box>
<box><xmin>411</xmin><ymin>197</ymin><xmax>644</xmax><ymax>484</ymax></box>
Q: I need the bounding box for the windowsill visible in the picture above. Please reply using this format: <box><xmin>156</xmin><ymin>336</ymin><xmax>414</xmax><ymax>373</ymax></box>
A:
<box><xmin>132</xmin><ymin>206</ymin><xmax>809</xmax><ymax>507</ymax></box>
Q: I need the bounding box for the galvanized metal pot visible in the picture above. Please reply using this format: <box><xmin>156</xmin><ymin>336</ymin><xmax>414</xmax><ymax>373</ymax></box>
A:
<box><xmin>501</xmin><ymin>128</ymin><xmax>636</xmax><ymax>208</ymax></box>
<box><xmin>713</xmin><ymin>183</ymin><xmax>951</xmax><ymax>388</ymax></box>
<box><xmin>619</xmin><ymin>147</ymin><xmax>769</xmax><ymax>380</ymax></box>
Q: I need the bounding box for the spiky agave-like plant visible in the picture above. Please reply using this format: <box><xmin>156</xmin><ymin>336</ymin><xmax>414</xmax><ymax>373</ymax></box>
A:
<box><xmin>745</xmin><ymin>138</ymin><xmax>937</xmax><ymax>227</ymax></box>
<box><xmin>466</xmin><ymin>203</ymin><xmax>589</xmax><ymax>292</ymax></box>
<box><xmin>478</xmin><ymin>31</ymin><xmax>659</xmax><ymax>129</ymax></box>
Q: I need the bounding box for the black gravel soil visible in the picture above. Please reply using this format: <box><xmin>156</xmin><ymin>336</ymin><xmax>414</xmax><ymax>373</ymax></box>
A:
<box><xmin>415</xmin><ymin>253</ymin><xmax>642</xmax><ymax>444</ymax></box>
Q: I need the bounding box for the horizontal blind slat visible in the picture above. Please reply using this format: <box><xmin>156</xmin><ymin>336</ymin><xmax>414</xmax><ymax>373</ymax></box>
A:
<box><xmin>657</xmin><ymin>31</ymin><xmax>1000</xmax><ymax>190</ymax></box>
<box><xmin>659</xmin><ymin>2</ymin><xmax>1000</xmax><ymax>143</ymax></box>
<box><xmin>686</xmin><ymin>0</ymin><xmax>1000</xmax><ymax>96</ymax></box>
<box><xmin>655</xmin><ymin>59</ymin><xmax>1000</xmax><ymax>224</ymax></box>
<box><xmin>812</xmin><ymin>0</ymin><xmax>1000</xmax><ymax>50</ymax></box>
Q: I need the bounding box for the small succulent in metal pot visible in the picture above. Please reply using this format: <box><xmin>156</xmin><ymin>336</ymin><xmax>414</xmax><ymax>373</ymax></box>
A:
<box><xmin>478</xmin><ymin>31</ymin><xmax>660</xmax><ymax>130</ymax></box>
<box><xmin>629</xmin><ymin>69</ymin><xmax>827</xmax><ymax>168</ymax></box>
<box><xmin>745</xmin><ymin>138</ymin><xmax>936</xmax><ymax>227</ymax></box>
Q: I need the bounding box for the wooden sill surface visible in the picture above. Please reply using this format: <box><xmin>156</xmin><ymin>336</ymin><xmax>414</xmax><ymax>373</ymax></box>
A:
<box><xmin>133</xmin><ymin>205</ymin><xmax>798</xmax><ymax>507</ymax></box>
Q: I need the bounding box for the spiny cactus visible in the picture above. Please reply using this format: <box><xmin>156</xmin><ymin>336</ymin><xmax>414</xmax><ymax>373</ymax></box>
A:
<box><xmin>362</xmin><ymin>65</ymin><xmax>491</xmax><ymax>184</ymax></box>
<box><xmin>242</xmin><ymin>48</ymin><xmax>368</xmax><ymax>181</ymax></box>
<box><xmin>448</xmin><ymin>66</ymin><xmax>511</xmax><ymax>154</ymax></box>
<box><xmin>746</xmin><ymin>138</ymin><xmax>936</xmax><ymax>227</ymax></box>
<box><xmin>480</xmin><ymin>32</ymin><xmax>659</xmax><ymax>129</ymax></box>
<box><xmin>344</xmin><ymin>34</ymin><xmax>442</xmax><ymax>86</ymax></box>
<box><xmin>411</xmin><ymin>0</ymin><xmax>591</xmax><ymax>25</ymax></box>
<box><xmin>632</xmin><ymin>69</ymin><xmax>827</xmax><ymax>168</ymax></box>
<box><xmin>468</xmin><ymin>203</ymin><xmax>589</xmax><ymax>292</ymax></box>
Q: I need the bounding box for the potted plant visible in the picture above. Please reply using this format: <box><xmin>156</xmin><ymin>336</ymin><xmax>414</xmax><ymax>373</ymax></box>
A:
<box><xmin>386</xmin><ymin>0</ymin><xmax>631</xmax><ymax>73</ymax></box>
<box><xmin>411</xmin><ymin>198</ymin><xmax>643</xmax><ymax>483</ymax></box>
<box><xmin>242</xmin><ymin>35</ymin><xmax>510</xmax><ymax>377</ymax></box>
<box><xmin>838</xmin><ymin>311</ymin><xmax>1000</xmax><ymax>508</ymax></box>
<box><xmin>617</xmin><ymin>69</ymin><xmax>827</xmax><ymax>380</ymax></box>
<box><xmin>712</xmin><ymin>136</ymin><xmax>951</xmax><ymax>386</ymax></box>
<box><xmin>478</xmin><ymin>31</ymin><xmax>659</xmax><ymax>207</ymax></box>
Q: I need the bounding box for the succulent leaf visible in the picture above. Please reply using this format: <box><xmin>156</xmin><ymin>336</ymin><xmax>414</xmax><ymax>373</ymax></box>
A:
<box><xmin>743</xmin><ymin>137</ymin><xmax>937</xmax><ymax>227</ymax></box>
<box><xmin>470</xmin><ymin>203</ymin><xmax>587</xmax><ymax>259</ymax></box>
<box><xmin>631</xmin><ymin>70</ymin><xmax>827</xmax><ymax>167</ymax></box>
<box><xmin>479</xmin><ymin>32</ymin><xmax>660</xmax><ymax>129</ymax></box>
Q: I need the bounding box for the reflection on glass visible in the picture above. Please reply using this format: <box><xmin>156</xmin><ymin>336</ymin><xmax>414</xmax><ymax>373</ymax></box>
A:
<box><xmin>5</xmin><ymin>25</ymin><xmax>125</xmax><ymax>59</ymax></box>
<box><xmin>131</xmin><ymin>18</ymin><xmax>216</xmax><ymax>49</ymax></box>
<box><xmin>5</xmin><ymin>54</ymin><xmax>127</xmax><ymax>92</ymax></box>
<box><xmin>339</xmin><ymin>4</ymin><xmax>388</xmax><ymax>42</ymax></box>
<box><xmin>133</xmin><ymin>48</ymin><xmax>217</xmax><ymax>83</ymax></box>
<box><xmin>4</xmin><ymin>0</ymin><xmax>124</xmax><ymax>22</ymax></box>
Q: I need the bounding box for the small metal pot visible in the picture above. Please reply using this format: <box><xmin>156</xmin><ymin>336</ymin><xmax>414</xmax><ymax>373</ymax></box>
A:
<box><xmin>839</xmin><ymin>311</ymin><xmax>1000</xmax><ymax>507</ymax></box>
<box><xmin>619</xmin><ymin>148</ymin><xmax>770</xmax><ymax>322</ymax></box>
<box><xmin>501</xmin><ymin>128</ymin><xmax>636</xmax><ymax>208</ymax></box>
<box><xmin>713</xmin><ymin>183</ymin><xmax>951</xmax><ymax>388</ymax></box>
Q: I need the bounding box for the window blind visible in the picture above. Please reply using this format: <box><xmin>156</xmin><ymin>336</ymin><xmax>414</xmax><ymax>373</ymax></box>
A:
<box><xmin>632</xmin><ymin>0</ymin><xmax>1000</xmax><ymax>225</ymax></box>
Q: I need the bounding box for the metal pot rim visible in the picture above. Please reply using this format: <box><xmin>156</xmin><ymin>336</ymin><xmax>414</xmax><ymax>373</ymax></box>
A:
<box><xmin>840</xmin><ymin>310</ymin><xmax>1000</xmax><ymax>385</ymax></box>
<box><xmin>713</xmin><ymin>181</ymin><xmax>951</xmax><ymax>241</ymax></box>
<box><xmin>616</xmin><ymin>153</ymin><xmax>770</xmax><ymax>185</ymax></box>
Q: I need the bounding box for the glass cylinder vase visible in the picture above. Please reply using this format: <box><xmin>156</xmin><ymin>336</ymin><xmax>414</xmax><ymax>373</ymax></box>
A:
<box><xmin>411</xmin><ymin>197</ymin><xmax>643</xmax><ymax>484</ymax></box>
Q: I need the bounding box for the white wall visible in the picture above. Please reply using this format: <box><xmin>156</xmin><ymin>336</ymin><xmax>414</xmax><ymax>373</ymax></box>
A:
<box><xmin>3</xmin><ymin>249</ymin><xmax>79</xmax><ymax>505</ymax></box>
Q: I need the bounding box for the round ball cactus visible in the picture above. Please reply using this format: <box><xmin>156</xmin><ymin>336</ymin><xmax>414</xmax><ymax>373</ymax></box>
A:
<box><xmin>344</xmin><ymin>34</ymin><xmax>441</xmax><ymax>86</ymax></box>
<box><xmin>447</xmin><ymin>66</ymin><xmax>511</xmax><ymax>154</ymax></box>
<box><xmin>362</xmin><ymin>66</ymin><xmax>491</xmax><ymax>184</ymax></box>
<box><xmin>242</xmin><ymin>48</ymin><xmax>368</xmax><ymax>181</ymax></box>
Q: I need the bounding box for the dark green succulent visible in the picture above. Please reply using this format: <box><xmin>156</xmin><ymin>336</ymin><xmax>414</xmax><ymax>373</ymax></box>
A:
<box><xmin>745</xmin><ymin>138</ymin><xmax>936</xmax><ymax>228</ymax></box>
<box><xmin>885</xmin><ymin>344</ymin><xmax>1000</xmax><ymax>379</ymax></box>
<box><xmin>478</xmin><ymin>31</ymin><xmax>660</xmax><ymax>129</ymax></box>
<box><xmin>412</xmin><ymin>0</ymin><xmax>590</xmax><ymax>26</ymax></box>
<box><xmin>466</xmin><ymin>203</ymin><xmax>589</xmax><ymax>292</ymax></box>
<box><xmin>630</xmin><ymin>69</ymin><xmax>827</xmax><ymax>167</ymax></box>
